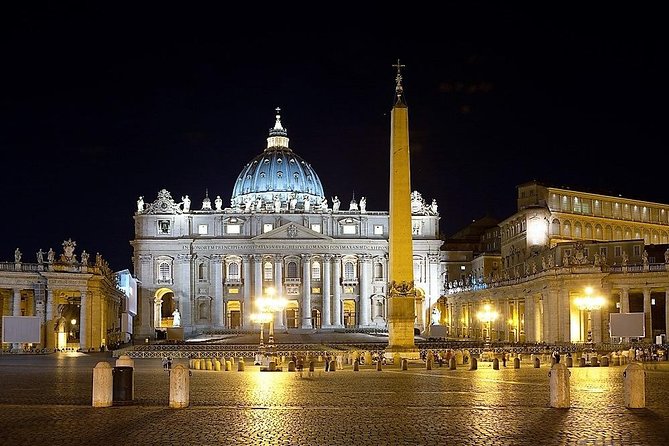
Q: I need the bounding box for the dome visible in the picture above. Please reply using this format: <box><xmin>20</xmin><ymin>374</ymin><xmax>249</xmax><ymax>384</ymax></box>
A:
<box><xmin>231</xmin><ymin>109</ymin><xmax>326</xmax><ymax>211</ymax></box>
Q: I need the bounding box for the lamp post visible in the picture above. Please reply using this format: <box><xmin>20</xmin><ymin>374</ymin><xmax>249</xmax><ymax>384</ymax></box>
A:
<box><xmin>250</xmin><ymin>312</ymin><xmax>272</xmax><ymax>356</ymax></box>
<box><xmin>476</xmin><ymin>304</ymin><xmax>499</xmax><ymax>345</ymax></box>
<box><xmin>255</xmin><ymin>287</ymin><xmax>287</xmax><ymax>360</ymax></box>
<box><xmin>574</xmin><ymin>286</ymin><xmax>605</xmax><ymax>351</ymax></box>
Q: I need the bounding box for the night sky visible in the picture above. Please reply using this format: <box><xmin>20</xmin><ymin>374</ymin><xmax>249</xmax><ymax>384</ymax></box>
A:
<box><xmin>2</xmin><ymin>5</ymin><xmax>667</xmax><ymax>272</ymax></box>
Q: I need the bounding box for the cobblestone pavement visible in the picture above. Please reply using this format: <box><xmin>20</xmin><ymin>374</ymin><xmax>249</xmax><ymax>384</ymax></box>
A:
<box><xmin>1</xmin><ymin>352</ymin><xmax>669</xmax><ymax>445</ymax></box>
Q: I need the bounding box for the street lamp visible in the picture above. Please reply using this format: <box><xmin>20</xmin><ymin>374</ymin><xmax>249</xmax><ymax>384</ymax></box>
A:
<box><xmin>255</xmin><ymin>287</ymin><xmax>287</xmax><ymax>359</ymax></box>
<box><xmin>574</xmin><ymin>286</ymin><xmax>605</xmax><ymax>348</ymax></box>
<box><xmin>476</xmin><ymin>304</ymin><xmax>499</xmax><ymax>344</ymax></box>
<box><xmin>250</xmin><ymin>312</ymin><xmax>272</xmax><ymax>356</ymax></box>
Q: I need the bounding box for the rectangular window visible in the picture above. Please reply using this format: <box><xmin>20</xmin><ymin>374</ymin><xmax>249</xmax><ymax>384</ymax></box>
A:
<box><xmin>412</xmin><ymin>221</ymin><xmax>422</xmax><ymax>235</ymax></box>
<box><xmin>374</xmin><ymin>225</ymin><xmax>384</xmax><ymax>235</ymax></box>
<box><xmin>198</xmin><ymin>224</ymin><xmax>208</xmax><ymax>235</ymax></box>
<box><xmin>312</xmin><ymin>287</ymin><xmax>321</xmax><ymax>294</ymax></box>
<box><xmin>310</xmin><ymin>224</ymin><xmax>321</xmax><ymax>233</ymax></box>
<box><xmin>633</xmin><ymin>245</ymin><xmax>641</xmax><ymax>256</ymax></box>
<box><xmin>263</xmin><ymin>223</ymin><xmax>273</xmax><ymax>233</ymax></box>
<box><xmin>158</xmin><ymin>220</ymin><xmax>171</xmax><ymax>235</ymax></box>
<box><xmin>600</xmin><ymin>247</ymin><xmax>607</xmax><ymax>257</ymax></box>
<box><xmin>226</xmin><ymin>224</ymin><xmax>241</xmax><ymax>234</ymax></box>
<box><xmin>614</xmin><ymin>246</ymin><xmax>622</xmax><ymax>256</ymax></box>
<box><xmin>460</xmin><ymin>265</ymin><xmax>466</xmax><ymax>271</ymax></box>
<box><xmin>228</xmin><ymin>288</ymin><xmax>239</xmax><ymax>294</ymax></box>
<box><xmin>343</xmin><ymin>225</ymin><xmax>356</xmax><ymax>235</ymax></box>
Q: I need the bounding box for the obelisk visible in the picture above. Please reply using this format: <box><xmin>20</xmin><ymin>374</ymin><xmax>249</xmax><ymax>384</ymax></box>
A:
<box><xmin>386</xmin><ymin>60</ymin><xmax>419</xmax><ymax>359</ymax></box>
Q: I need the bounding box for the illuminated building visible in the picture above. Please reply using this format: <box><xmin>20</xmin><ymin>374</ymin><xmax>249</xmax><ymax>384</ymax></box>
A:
<box><xmin>443</xmin><ymin>181</ymin><xmax>669</xmax><ymax>344</ymax></box>
<box><xmin>131</xmin><ymin>107</ymin><xmax>443</xmax><ymax>340</ymax></box>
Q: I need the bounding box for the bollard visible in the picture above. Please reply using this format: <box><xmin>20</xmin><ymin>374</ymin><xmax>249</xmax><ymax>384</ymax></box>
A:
<box><xmin>492</xmin><ymin>358</ymin><xmax>499</xmax><ymax>370</ymax></box>
<box><xmin>309</xmin><ymin>361</ymin><xmax>315</xmax><ymax>373</ymax></box>
<box><xmin>401</xmin><ymin>358</ymin><xmax>408</xmax><ymax>371</ymax></box>
<box><xmin>425</xmin><ymin>358</ymin><xmax>432</xmax><ymax>370</ymax></box>
<box><xmin>590</xmin><ymin>356</ymin><xmax>599</xmax><ymax>367</ymax></box>
<box><xmin>329</xmin><ymin>360</ymin><xmax>336</xmax><ymax>371</ymax></box>
<box><xmin>469</xmin><ymin>357</ymin><xmax>477</xmax><ymax>371</ymax></box>
<box><xmin>194</xmin><ymin>359</ymin><xmax>201</xmax><ymax>370</ymax></box>
<box><xmin>225</xmin><ymin>360</ymin><xmax>232</xmax><ymax>371</ymax></box>
<box><xmin>92</xmin><ymin>362</ymin><xmax>113</xmax><ymax>407</ymax></box>
<box><xmin>513</xmin><ymin>357</ymin><xmax>520</xmax><ymax>369</ymax></box>
<box><xmin>579</xmin><ymin>357</ymin><xmax>586</xmax><ymax>367</ymax></box>
<box><xmin>269</xmin><ymin>361</ymin><xmax>276</xmax><ymax>371</ymax></box>
<box><xmin>353</xmin><ymin>359</ymin><xmax>360</xmax><ymax>371</ymax></box>
<box><xmin>112</xmin><ymin>366</ymin><xmax>134</xmax><ymax>405</ymax></box>
<box><xmin>214</xmin><ymin>360</ymin><xmax>221</xmax><ymax>371</ymax></box>
<box><xmin>115</xmin><ymin>355</ymin><xmax>135</xmax><ymax>400</ymax></box>
<box><xmin>205</xmin><ymin>359</ymin><xmax>212</xmax><ymax>370</ymax></box>
<box><xmin>601</xmin><ymin>356</ymin><xmax>609</xmax><ymax>367</ymax></box>
<box><xmin>549</xmin><ymin>362</ymin><xmax>570</xmax><ymax>408</ymax></box>
<box><xmin>565</xmin><ymin>356</ymin><xmax>573</xmax><ymax>368</ymax></box>
<box><xmin>169</xmin><ymin>364</ymin><xmax>190</xmax><ymax>408</ymax></box>
<box><xmin>612</xmin><ymin>354</ymin><xmax>620</xmax><ymax>366</ymax></box>
<box><xmin>376</xmin><ymin>359</ymin><xmax>382</xmax><ymax>371</ymax></box>
<box><xmin>449</xmin><ymin>357</ymin><xmax>456</xmax><ymax>370</ymax></box>
<box><xmin>623</xmin><ymin>363</ymin><xmax>646</xmax><ymax>408</ymax></box>
<box><xmin>534</xmin><ymin>357</ymin><xmax>540</xmax><ymax>368</ymax></box>
<box><xmin>288</xmin><ymin>361</ymin><xmax>296</xmax><ymax>372</ymax></box>
<box><xmin>237</xmin><ymin>359</ymin><xmax>245</xmax><ymax>372</ymax></box>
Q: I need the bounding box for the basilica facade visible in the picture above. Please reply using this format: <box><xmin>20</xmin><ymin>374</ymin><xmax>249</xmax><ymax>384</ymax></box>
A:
<box><xmin>131</xmin><ymin>111</ymin><xmax>443</xmax><ymax>339</ymax></box>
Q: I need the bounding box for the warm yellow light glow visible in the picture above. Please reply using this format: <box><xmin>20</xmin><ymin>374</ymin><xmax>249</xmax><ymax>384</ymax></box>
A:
<box><xmin>574</xmin><ymin>287</ymin><xmax>606</xmax><ymax>311</ymax></box>
<box><xmin>71</xmin><ymin>319</ymin><xmax>77</xmax><ymax>325</ymax></box>
<box><xmin>527</xmin><ymin>216</ymin><xmax>548</xmax><ymax>246</ymax></box>
<box><xmin>250</xmin><ymin>312</ymin><xmax>272</xmax><ymax>324</ymax></box>
<box><xmin>476</xmin><ymin>304</ymin><xmax>499</xmax><ymax>323</ymax></box>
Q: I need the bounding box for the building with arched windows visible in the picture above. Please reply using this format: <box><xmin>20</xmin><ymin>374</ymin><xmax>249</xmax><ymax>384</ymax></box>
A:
<box><xmin>131</xmin><ymin>110</ymin><xmax>443</xmax><ymax>340</ymax></box>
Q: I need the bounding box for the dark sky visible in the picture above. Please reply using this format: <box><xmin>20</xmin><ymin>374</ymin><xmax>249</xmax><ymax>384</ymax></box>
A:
<box><xmin>1</xmin><ymin>5</ymin><xmax>667</xmax><ymax>271</ymax></box>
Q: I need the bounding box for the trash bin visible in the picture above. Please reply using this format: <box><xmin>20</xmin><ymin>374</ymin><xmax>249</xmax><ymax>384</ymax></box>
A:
<box><xmin>112</xmin><ymin>366</ymin><xmax>134</xmax><ymax>405</ymax></box>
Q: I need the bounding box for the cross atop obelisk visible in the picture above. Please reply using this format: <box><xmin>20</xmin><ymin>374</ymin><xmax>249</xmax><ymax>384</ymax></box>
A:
<box><xmin>392</xmin><ymin>59</ymin><xmax>406</xmax><ymax>105</ymax></box>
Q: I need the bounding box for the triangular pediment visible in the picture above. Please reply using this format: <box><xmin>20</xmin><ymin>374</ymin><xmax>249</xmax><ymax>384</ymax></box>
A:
<box><xmin>252</xmin><ymin>222</ymin><xmax>333</xmax><ymax>241</ymax></box>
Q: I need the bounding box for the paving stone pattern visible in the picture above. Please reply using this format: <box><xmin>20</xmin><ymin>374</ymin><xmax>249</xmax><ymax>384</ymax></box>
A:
<box><xmin>1</xmin><ymin>352</ymin><xmax>668</xmax><ymax>445</ymax></box>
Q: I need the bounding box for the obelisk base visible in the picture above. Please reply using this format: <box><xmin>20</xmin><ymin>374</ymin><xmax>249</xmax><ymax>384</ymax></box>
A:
<box><xmin>385</xmin><ymin>296</ymin><xmax>420</xmax><ymax>360</ymax></box>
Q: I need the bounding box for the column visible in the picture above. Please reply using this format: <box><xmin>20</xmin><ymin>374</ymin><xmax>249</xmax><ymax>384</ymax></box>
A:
<box><xmin>620</xmin><ymin>287</ymin><xmax>630</xmax><ymax>313</ymax></box>
<box><xmin>332</xmin><ymin>255</ymin><xmax>342</xmax><ymax>327</ymax></box>
<box><xmin>322</xmin><ymin>255</ymin><xmax>332</xmax><ymax>328</ymax></box>
<box><xmin>359</xmin><ymin>254</ymin><xmax>371</xmax><ymax>326</ymax></box>
<box><xmin>558</xmin><ymin>289</ymin><xmax>570</xmax><ymax>343</ymax></box>
<box><xmin>274</xmin><ymin>256</ymin><xmax>285</xmax><ymax>329</ymax></box>
<box><xmin>45</xmin><ymin>288</ymin><xmax>55</xmax><ymax>349</ymax></box>
<box><xmin>253</xmin><ymin>254</ymin><xmax>262</xmax><ymax>304</ymax></box>
<box><xmin>211</xmin><ymin>255</ymin><xmax>223</xmax><ymax>327</ymax></box>
<box><xmin>79</xmin><ymin>290</ymin><xmax>88</xmax><ymax>351</ymax></box>
<box><xmin>665</xmin><ymin>289</ymin><xmax>669</xmax><ymax>342</ymax></box>
<box><xmin>242</xmin><ymin>255</ymin><xmax>252</xmax><ymax>327</ymax></box>
<box><xmin>12</xmin><ymin>288</ymin><xmax>21</xmax><ymax>316</ymax></box>
<box><xmin>136</xmin><ymin>254</ymin><xmax>154</xmax><ymax>337</ymax></box>
<box><xmin>301</xmin><ymin>254</ymin><xmax>312</xmax><ymax>329</ymax></box>
<box><xmin>643</xmin><ymin>288</ymin><xmax>652</xmax><ymax>342</ymax></box>
<box><xmin>524</xmin><ymin>295</ymin><xmax>535</xmax><ymax>343</ymax></box>
<box><xmin>175</xmin><ymin>254</ymin><xmax>193</xmax><ymax>332</ymax></box>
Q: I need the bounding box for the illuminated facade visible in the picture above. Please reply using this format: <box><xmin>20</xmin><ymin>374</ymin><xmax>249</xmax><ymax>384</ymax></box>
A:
<box><xmin>132</xmin><ymin>110</ymin><xmax>443</xmax><ymax>339</ymax></box>
<box><xmin>0</xmin><ymin>240</ymin><xmax>128</xmax><ymax>351</ymax></box>
<box><xmin>442</xmin><ymin>181</ymin><xmax>669</xmax><ymax>345</ymax></box>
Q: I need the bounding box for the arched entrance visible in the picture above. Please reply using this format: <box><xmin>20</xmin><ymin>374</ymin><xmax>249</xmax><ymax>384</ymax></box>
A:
<box><xmin>154</xmin><ymin>288</ymin><xmax>177</xmax><ymax>329</ymax></box>
<box><xmin>226</xmin><ymin>301</ymin><xmax>242</xmax><ymax>328</ymax></box>
<box><xmin>285</xmin><ymin>300</ymin><xmax>299</xmax><ymax>328</ymax></box>
<box><xmin>343</xmin><ymin>300</ymin><xmax>357</xmax><ymax>328</ymax></box>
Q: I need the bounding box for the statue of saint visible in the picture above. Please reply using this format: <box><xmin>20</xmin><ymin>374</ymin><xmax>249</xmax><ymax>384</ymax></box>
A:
<box><xmin>36</xmin><ymin>249</ymin><xmax>44</xmax><ymax>264</ymax></box>
<box><xmin>137</xmin><ymin>196</ymin><xmax>144</xmax><ymax>212</ymax></box>
<box><xmin>304</xmin><ymin>196</ymin><xmax>311</xmax><ymax>212</ymax></box>
<box><xmin>14</xmin><ymin>248</ymin><xmax>21</xmax><ymax>263</ymax></box>
<box><xmin>642</xmin><ymin>249</ymin><xmax>649</xmax><ymax>266</ymax></box>
<box><xmin>332</xmin><ymin>196</ymin><xmax>341</xmax><ymax>212</ymax></box>
<box><xmin>430</xmin><ymin>199</ymin><xmax>438</xmax><ymax>214</ymax></box>
<box><xmin>431</xmin><ymin>307</ymin><xmax>441</xmax><ymax>325</ymax></box>
<box><xmin>665</xmin><ymin>248</ymin><xmax>669</xmax><ymax>264</ymax></box>
<box><xmin>320</xmin><ymin>197</ymin><xmax>328</xmax><ymax>211</ymax></box>
<box><xmin>214</xmin><ymin>195</ymin><xmax>223</xmax><ymax>211</ymax></box>
<box><xmin>289</xmin><ymin>193</ymin><xmax>297</xmax><ymax>210</ymax></box>
<box><xmin>47</xmin><ymin>248</ymin><xmax>55</xmax><ymax>263</ymax></box>
<box><xmin>359</xmin><ymin>197</ymin><xmax>367</xmax><ymax>213</ymax></box>
<box><xmin>81</xmin><ymin>250</ymin><xmax>89</xmax><ymax>265</ymax></box>
<box><xmin>622</xmin><ymin>251</ymin><xmax>628</xmax><ymax>266</ymax></box>
<box><xmin>172</xmin><ymin>308</ymin><xmax>181</xmax><ymax>327</ymax></box>
<box><xmin>182</xmin><ymin>195</ymin><xmax>191</xmax><ymax>212</ymax></box>
<box><xmin>273</xmin><ymin>195</ymin><xmax>281</xmax><ymax>213</ymax></box>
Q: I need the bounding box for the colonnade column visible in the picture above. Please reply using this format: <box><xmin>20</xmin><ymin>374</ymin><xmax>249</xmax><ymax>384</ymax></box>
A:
<box><xmin>45</xmin><ymin>288</ymin><xmax>54</xmax><ymax>349</ymax></box>
<box><xmin>11</xmin><ymin>289</ymin><xmax>22</xmax><ymax>349</ymax></box>
<box><xmin>332</xmin><ymin>255</ymin><xmax>342</xmax><ymax>327</ymax></box>
<box><xmin>524</xmin><ymin>295</ymin><xmax>535</xmax><ymax>343</ymax></box>
<box><xmin>211</xmin><ymin>255</ymin><xmax>223</xmax><ymax>327</ymax></box>
<box><xmin>301</xmin><ymin>254</ymin><xmax>312</xmax><ymax>329</ymax></box>
<box><xmin>79</xmin><ymin>290</ymin><xmax>88</xmax><ymax>351</ymax></box>
<box><xmin>322</xmin><ymin>255</ymin><xmax>332</xmax><ymax>327</ymax></box>
<box><xmin>253</xmin><ymin>254</ymin><xmax>262</xmax><ymax>307</ymax></box>
<box><xmin>643</xmin><ymin>288</ymin><xmax>652</xmax><ymax>342</ymax></box>
<box><xmin>359</xmin><ymin>254</ymin><xmax>371</xmax><ymax>326</ymax></box>
<box><xmin>175</xmin><ymin>254</ymin><xmax>193</xmax><ymax>332</ymax></box>
<box><xmin>242</xmin><ymin>255</ymin><xmax>252</xmax><ymax>328</ymax></box>
<box><xmin>136</xmin><ymin>254</ymin><xmax>154</xmax><ymax>337</ymax></box>
<box><xmin>665</xmin><ymin>289</ymin><xmax>669</xmax><ymax>342</ymax></box>
<box><xmin>274</xmin><ymin>256</ymin><xmax>285</xmax><ymax>329</ymax></box>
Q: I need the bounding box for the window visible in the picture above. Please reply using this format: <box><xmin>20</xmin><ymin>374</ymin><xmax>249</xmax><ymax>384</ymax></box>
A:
<box><xmin>600</xmin><ymin>247</ymin><xmax>607</xmax><ymax>257</ymax></box>
<box><xmin>412</xmin><ymin>220</ymin><xmax>421</xmax><ymax>235</ymax></box>
<box><xmin>311</xmin><ymin>261</ymin><xmax>321</xmax><ymax>280</ymax></box>
<box><xmin>344</xmin><ymin>261</ymin><xmax>355</xmax><ymax>280</ymax></box>
<box><xmin>263</xmin><ymin>261</ymin><xmax>273</xmax><ymax>280</ymax></box>
<box><xmin>460</xmin><ymin>265</ymin><xmax>466</xmax><ymax>271</ymax></box>
<box><xmin>374</xmin><ymin>225</ymin><xmax>384</xmax><ymax>235</ymax></box>
<box><xmin>373</xmin><ymin>262</ymin><xmax>383</xmax><ymax>279</ymax></box>
<box><xmin>228</xmin><ymin>262</ymin><xmax>240</xmax><ymax>280</ymax></box>
<box><xmin>343</xmin><ymin>225</ymin><xmax>356</xmax><ymax>235</ymax></box>
<box><xmin>158</xmin><ymin>220</ymin><xmax>170</xmax><ymax>235</ymax></box>
<box><xmin>311</xmin><ymin>224</ymin><xmax>321</xmax><ymax>233</ymax></box>
<box><xmin>633</xmin><ymin>245</ymin><xmax>641</xmax><ymax>256</ymax></box>
<box><xmin>286</xmin><ymin>261</ymin><xmax>298</xmax><ymax>278</ymax></box>
<box><xmin>158</xmin><ymin>262</ymin><xmax>171</xmax><ymax>283</ymax></box>
<box><xmin>198</xmin><ymin>263</ymin><xmax>208</xmax><ymax>281</ymax></box>
<box><xmin>198</xmin><ymin>224</ymin><xmax>208</xmax><ymax>235</ymax></box>
<box><xmin>263</xmin><ymin>223</ymin><xmax>273</xmax><ymax>233</ymax></box>
<box><xmin>226</xmin><ymin>224</ymin><xmax>240</xmax><ymax>234</ymax></box>
<box><xmin>615</xmin><ymin>246</ymin><xmax>622</xmax><ymax>257</ymax></box>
